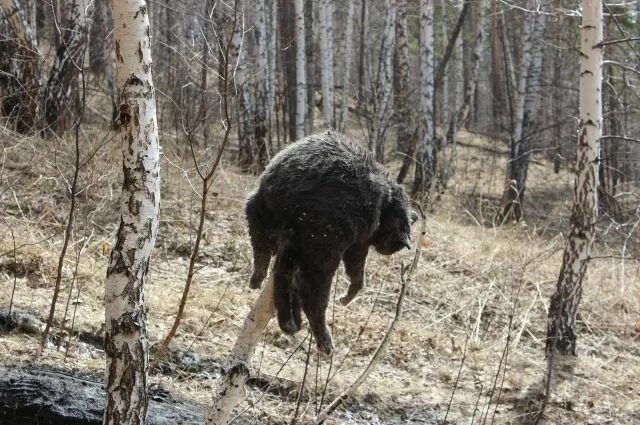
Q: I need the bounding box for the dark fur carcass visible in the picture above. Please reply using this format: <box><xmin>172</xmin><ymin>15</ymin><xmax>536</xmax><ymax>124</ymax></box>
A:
<box><xmin>245</xmin><ymin>131</ymin><xmax>417</xmax><ymax>354</ymax></box>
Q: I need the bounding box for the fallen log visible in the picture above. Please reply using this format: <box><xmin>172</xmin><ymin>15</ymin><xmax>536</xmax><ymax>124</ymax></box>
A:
<box><xmin>0</xmin><ymin>366</ymin><xmax>203</xmax><ymax>425</ymax></box>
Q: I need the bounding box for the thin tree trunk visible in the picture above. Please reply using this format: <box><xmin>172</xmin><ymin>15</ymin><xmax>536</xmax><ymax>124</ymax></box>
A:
<box><xmin>412</xmin><ymin>0</ymin><xmax>435</xmax><ymax>195</ymax></box>
<box><xmin>103</xmin><ymin>0</ymin><xmax>160</xmax><ymax>423</ymax></box>
<box><xmin>254</xmin><ymin>0</ymin><xmax>269</xmax><ymax>167</ymax></box>
<box><xmin>278</xmin><ymin>0</ymin><xmax>296</xmax><ymax>142</ymax></box>
<box><xmin>0</xmin><ymin>0</ymin><xmax>41</xmax><ymax>133</ymax></box>
<box><xmin>369</xmin><ymin>0</ymin><xmax>396</xmax><ymax>162</ymax></box>
<box><xmin>546</xmin><ymin>0</ymin><xmax>602</xmax><ymax>356</ymax></box>
<box><xmin>394</xmin><ymin>0</ymin><xmax>413</xmax><ymax>183</ymax></box>
<box><xmin>207</xmin><ymin>277</ymin><xmax>275</xmax><ymax>425</ymax></box>
<box><xmin>304</xmin><ymin>0</ymin><xmax>314</xmax><ymax>134</ymax></box>
<box><xmin>337</xmin><ymin>0</ymin><xmax>355</xmax><ymax>133</ymax></box>
<box><xmin>43</xmin><ymin>0</ymin><xmax>94</xmax><ymax>135</ymax></box>
<box><xmin>294</xmin><ymin>0</ymin><xmax>306</xmax><ymax>140</ymax></box>
<box><xmin>439</xmin><ymin>0</ymin><xmax>485</xmax><ymax>190</ymax></box>
<box><xmin>498</xmin><ymin>4</ymin><xmax>547</xmax><ymax>223</ymax></box>
<box><xmin>266</xmin><ymin>1</ymin><xmax>277</xmax><ymax>150</ymax></box>
<box><xmin>357</xmin><ymin>0</ymin><xmax>367</xmax><ymax>111</ymax></box>
<box><xmin>318</xmin><ymin>0</ymin><xmax>334</xmax><ymax>127</ymax></box>
<box><xmin>439</xmin><ymin>0</ymin><xmax>448</xmax><ymax>122</ymax></box>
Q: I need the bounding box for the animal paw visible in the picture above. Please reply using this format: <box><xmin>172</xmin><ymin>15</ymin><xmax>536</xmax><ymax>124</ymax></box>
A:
<box><xmin>249</xmin><ymin>271</ymin><xmax>265</xmax><ymax>289</ymax></box>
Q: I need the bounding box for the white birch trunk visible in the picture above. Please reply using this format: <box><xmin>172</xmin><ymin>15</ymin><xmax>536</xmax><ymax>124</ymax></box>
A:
<box><xmin>412</xmin><ymin>0</ymin><xmax>434</xmax><ymax>193</ymax></box>
<box><xmin>369</xmin><ymin>0</ymin><xmax>396</xmax><ymax>161</ymax></box>
<box><xmin>44</xmin><ymin>0</ymin><xmax>94</xmax><ymax>134</ymax></box>
<box><xmin>499</xmin><ymin>3</ymin><xmax>547</xmax><ymax>222</ymax></box>
<box><xmin>440</xmin><ymin>0</ymin><xmax>486</xmax><ymax>189</ymax></box>
<box><xmin>104</xmin><ymin>0</ymin><xmax>159</xmax><ymax>423</ymax></box>
<box><xmin>337</xmin><ymin>0</ymin><xmax>355</xmax><ymax>133</ymax></box>
<box><xmin>439</xmin><ymin>0</ymin><xmax>448</xmax><ymax>119</ymax></box>
<box><xmin>547</xmin><ymin>0</ymin><xmax>602</xmax><ymax>356</ymax></box>
<box><xmin>207</xmin><ymin>276</ymin><xmax>275</xmax><ymax>425</ymax></box>
<box><xmin>294</xmin><ymin>0</ymin><xmax>306</xmax><ymax>140</ymax></box>
<box><xmin>266</xmin><ymin>0</ymin><xmax>277</xmax><ymax>139</ymax></box>
<box><xmin>254</xmin><ymin>0</ymin><xmax>269</xmax><ymax>165</ymax></box>
<box><xmin>318</xmin><ymin>0</ymin><xmax>334</xmax><ymax>127</ymax></box>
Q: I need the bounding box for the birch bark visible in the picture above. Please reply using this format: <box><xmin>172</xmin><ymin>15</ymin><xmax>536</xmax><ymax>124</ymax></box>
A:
<box><xmin>103</xmin><ymin>0</ymin><xmax>160</xmax><ymax>423</ymax></box>
<box><xmin>547</xmin><ymin>0</ymin><xmax>603</xmax><ymax>356</ymax></box>
<box><xmin>294</xmin><ymin>0</ymin><xmax>306</xmax><ymax>140</ymax></box>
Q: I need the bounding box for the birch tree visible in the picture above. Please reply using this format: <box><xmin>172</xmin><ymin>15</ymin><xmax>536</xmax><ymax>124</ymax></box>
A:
<box><xmin>294</xmin><ymin>0</ymin><xmax>306</xmax><ymax>140</ymax></box>
<box><xmin>337</xmin><ymin>0</ymin><xmax>355</xmax><ymax>133</ymax></box>
<box><xmin>0</xmin><ymin>0</ymin><xmax>41</xmax><ymax>133</ymax></box>
<box><xmin>498</xmin><ymin>4</ymin><xmax>548</xmax><ymax>222</ymax></box>
<box><xmin>43</xmin><ymin>0</ymin><xmax>94</xmax><ymax>134</ymax></box>
<box><xmin>369</xmin><ymin>0</ymin><xmax>396</xmax><ymax>162</ymax></box>
<box><xmin>103</xmin><ymin>0</ymin><xmax>160</xmax><ymax>423</ymax></box>
<box><xmin>394</xmin><ymin>0</ymin><xmax>414</xmax><ymax>183</ymax></box>
<box><xmin>318</xmin><ymin>0</ymin><xmax>334</xmax><ymax>127</ymax></box>
<box><xmin>254</xmin><ymin>0</ymin><xmax>269</xmax><ymax>166</ymax></box>
<box><xmin>547</xmin><ymin>0</ymin><xmax>603</xmax><ymax>356</ymax></box>
<box><xmin>439</xmin><ymin>0</ymin><xmax>485</xmax><ymax>189</ymax></box>
<box><xmin>412</xmin><ymin>0</ymin><xmax>435</xmax><ymax>194</ymax></box>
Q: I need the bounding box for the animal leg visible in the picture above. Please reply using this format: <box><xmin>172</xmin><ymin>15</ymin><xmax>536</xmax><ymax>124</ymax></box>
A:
<box><xmin>340</xmin><ymin>244</ymin><xmax>368</xmax><ymax>306</ymax></box>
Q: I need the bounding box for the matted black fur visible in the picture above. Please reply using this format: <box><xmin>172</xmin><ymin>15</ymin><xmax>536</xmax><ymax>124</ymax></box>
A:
<box><xmin>245</xmin><ymin>131</ymin><xmax>416</xmax><ymax>354</ymax></box>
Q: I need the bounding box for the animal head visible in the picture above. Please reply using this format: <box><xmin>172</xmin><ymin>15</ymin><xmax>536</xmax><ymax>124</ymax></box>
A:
<box><xmin>372</xmin><ymin>185</ymin><xmax>418</xmax><ymax>255</ymax></box>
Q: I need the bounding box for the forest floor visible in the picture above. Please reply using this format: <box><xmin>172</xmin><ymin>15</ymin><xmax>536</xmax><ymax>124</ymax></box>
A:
<box><xmin>0</xmin><ymin>123</ymin><xmax>639</xmax><ymax>424</ymax></box>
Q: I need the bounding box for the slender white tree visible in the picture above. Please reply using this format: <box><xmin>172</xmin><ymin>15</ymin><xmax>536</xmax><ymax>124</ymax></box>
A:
<box><xmin>499</xmin><ymin>3</ymin><xmax>548</xmax><ymax>222</ymax></box>
<box><xmin>369</xmin><ymin>0</ymin><xmax>396</xmax><ymax>161</ymax></box>
<box><xmin>337</xmin><ymin>0</ymin><xmax>355</xmax><ymax>133</ymax></box>
<box><xmin>394</xmin><ymin>0</ymin><xmax>413</xmax><ymax>183</ymax></box>
<box><xmin>547</xmin><ymin>0</ymin><xmax>603</xmax><ymax>356</ymax></box>
<box><xmin>412</xmin><ymin>0</ymin><xmax>434</xmax><ymax>194</ymax></box>
<box><xmin>294</xmin><ymin>0</ymin><xmax>306</xmax><ymax>140</ymax></box>
<box><xmin>318</xmin><ymin>0</ymin><xmax>334</xmax><ymax>127</ymax></box>
<box><xmin>254</xmin><ymin>0</ymin><xmax>269</xmax><ymax>165</ymax></box>
<box><xmin>103</xmin><ymin>0</ymin><xmax>160</xmax><ymax>423</ymax></box>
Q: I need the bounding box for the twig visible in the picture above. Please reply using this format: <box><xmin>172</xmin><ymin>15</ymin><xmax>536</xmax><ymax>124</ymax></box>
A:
<box><xmin>314</xmin><ymin>206</ymin><xmax>427</xmax><ymax>424</ymax></box>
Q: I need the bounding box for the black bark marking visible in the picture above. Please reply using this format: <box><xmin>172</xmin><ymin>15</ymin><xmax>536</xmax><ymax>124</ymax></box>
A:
<box><xmin>115</xmin><ymin>40</ymin><xmax>124</xmax><ymax>63</ymax></box>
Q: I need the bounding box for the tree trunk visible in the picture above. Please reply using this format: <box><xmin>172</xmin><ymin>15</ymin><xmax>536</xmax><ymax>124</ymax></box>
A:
<box><xmin>104</xmin><ymin>0</ymin><xmax>160</xmax><ymax>423</ymax></box>
<box><xmin>207</xmin><ymin>276</ymin><xmax>275</xmax><ymax>425</ymax></box>
<box><xmin>43</xmin><ymin>0</ymin><xmax>94</xmax><ymax>135</ymax></box>
<box><xmin>546</xmin><ymin>0</ymin><xmax>602</xmax><ymax>356</ymax></box>
<box><xmin>304</xmin><ymin>0</ymin><xmax>315</xmax><ymax>134</ymax></box>
<box><xmin>0</xmin><ymin>0</ymin><xmax>41</xmax><ymax>133</ymax></box>
<box><xmin>253</xmin><ymin>0</ymin><xmax>269</xmax><ymax>167</ymax></box>
<box><xmin>498</xmin><ymin>3</ymin><xmax>547</xmax><ymax>223</ymax></box>
<box><xmin>357</xmin><ymin>0</ymin><xmax>368</xmax><ymax>111</ymax></box>
<box><xmin>439</xmin><ymin>0</ymin><xmax>485</xmax><ymax>190</ymax></box>
<box><xmin>318</xmin><ymin>0</ymin><xmax>334</xmax><ymax>127</ymax></box>
<box><xmin>394</xmin><ymin>0</ymin><xmax>414</xmax><ymax>183</ymax></box>
<box><xmin>278</xmin><ymin>0</ymin><xmax>296</xmax><ymax>142</ymax></box>
<box><xmin>369</xmin><ymin>0</ymin><xmax>396</xmax><ymax>162</ymax></box>
<box><xmin>337</xmin><ymin>0</ymin><xmax>355</xmax><ymax>133</ymax></box>
<box><xmin>233</xmin><ymin>3</ymin><xmax>254</xmax><ymax>169</ymax></box>
<box><xmin>294</xmin><ymin>0</ymin><xmax>306</xmax><ymax>140</ymax></box>
<box><xmin>266</xmin><ymin>1</ymin><xmax>277</xmax><ymax>151</ymax></box>
<box><xmin>412</xmin><ymin>0</ymin><xmax>435</xmax><ymax>195</ymax></box>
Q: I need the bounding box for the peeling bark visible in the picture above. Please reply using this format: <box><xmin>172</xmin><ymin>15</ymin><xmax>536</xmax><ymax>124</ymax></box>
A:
<box><xmin>294</xmin><ymin>0</ymin><xmax>306</xmax><ymax>140</ymax></box>
<box><xmin>546</xmin><ymin>0</ymin><xmax>602</xmax><ymax>356</ymax></box>
<box><xmin>104</xmin><ymin>0</ymin><xmax>160</xmax><ymax>423</ymax></box>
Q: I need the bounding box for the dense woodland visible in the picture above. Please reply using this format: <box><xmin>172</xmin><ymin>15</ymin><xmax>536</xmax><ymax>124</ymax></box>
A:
<box><xmin>0</xmin><ymin>0</ymin><xmax>639</xmax><ymax>424</ymax></box>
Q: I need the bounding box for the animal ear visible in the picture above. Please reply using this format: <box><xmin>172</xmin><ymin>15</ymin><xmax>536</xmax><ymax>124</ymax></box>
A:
<box><xmin>410</xmin><ymin>211</ymin><xmax>419</xmax><ymax>224</ymax></box>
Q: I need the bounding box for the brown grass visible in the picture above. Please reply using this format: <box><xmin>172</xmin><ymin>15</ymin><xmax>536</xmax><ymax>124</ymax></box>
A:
<box><xmin>1</xmin><ymin>124</ymin><xmax>639</xmax><ymax>424</ymax></box>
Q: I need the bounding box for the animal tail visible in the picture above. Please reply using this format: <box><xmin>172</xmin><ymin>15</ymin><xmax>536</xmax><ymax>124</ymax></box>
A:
<box><xmin>273</xmin><ymin>232</ymin><xmax>302</xmax><ymax>335</ymax></box>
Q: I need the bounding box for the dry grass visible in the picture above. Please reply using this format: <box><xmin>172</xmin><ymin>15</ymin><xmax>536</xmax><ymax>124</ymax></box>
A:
<box><xmin>1</xmin><ymin>124</ymin><xmax>639</xmax><ymax>425</ymax></box>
